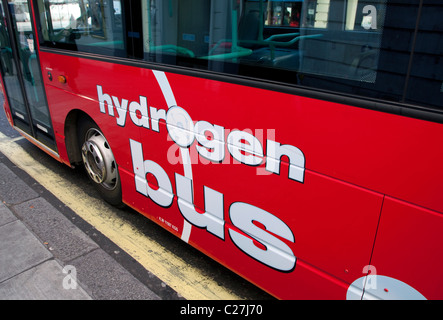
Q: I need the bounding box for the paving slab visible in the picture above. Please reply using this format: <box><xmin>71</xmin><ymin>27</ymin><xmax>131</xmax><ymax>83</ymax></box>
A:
<box><xmin>0</xmin><ymin>220</ymin><xmax>52</xmax><ymax>283</ymax></box>
<box><xmin>0</xmin><ymin>163</ymin><xmax>39</xmax><ymax>204</ymax></box>
<box><xmin>13</xmin><ymin>197</ymin><xmax>99</xmax><ymax>262</ymax></box>
<box><xmin>0</xmin><ymin>202</ymin><xmax>16</xmax><ymax>227</ymax></box>
<box><xmin>0</xmin><ymin>260</ymin><xmax>91</xmax><ymax>300</ymax></box>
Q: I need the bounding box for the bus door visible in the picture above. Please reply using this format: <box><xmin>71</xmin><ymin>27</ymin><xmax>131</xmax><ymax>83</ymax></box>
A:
<box><xmin>0</xmin><ymin>0</ymin><xmax>56</xmax><ymax>151</ymax></box>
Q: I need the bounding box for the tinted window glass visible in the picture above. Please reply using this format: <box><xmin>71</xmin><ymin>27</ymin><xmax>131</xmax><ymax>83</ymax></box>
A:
<box><xmin>37</xmin><ymin>0</ymin><xmax>125</xmax><ymax>56</ymax></box>
<box><xmin>404</xmin><ymin>1</ymin><xmax>443</xmax><ymax>110</ymax></box>
<box><xmin>142</xmin><ymin>0</ymin><xmax>388</xmax><ymax>81</ymax></box>
<box><xmin>142</xmin><ymin>0</ymin><xmax>414</xmax><ymax>103</ymax></box>
<box><xmin>299</xmin><ymin>0</ymin><xmax>387</xmax><ymax>83</ymax></box>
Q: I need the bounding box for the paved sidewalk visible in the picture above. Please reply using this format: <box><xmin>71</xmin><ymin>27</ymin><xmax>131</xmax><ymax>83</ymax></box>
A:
<box><xmin>0</xmin><ymin>152</ymin><xmax>161</xmax><ymax>300</ymax></box>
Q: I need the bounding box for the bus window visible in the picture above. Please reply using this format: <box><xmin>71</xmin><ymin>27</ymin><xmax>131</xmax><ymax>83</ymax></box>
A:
<box><xmin>143</xmin><ymin>0</ymin><xmax>387</xmax><ymax>83</ymax></box>
<box><xmin>143</xmin><ymin>0</ymin><xmax>311</xmax><ymax>68</ymax></box>
<box><xmin>37</xmin><ymin>0</ymin><xmax>125</xmax><ymax>56</ymax></box>
<box><xmin>143</xmin><ymin>0</ymin><xmax>212</xmax><ymax>61</ymax></box>
<box><xmin>299</xmin><ymin>0</ymin><xmax>387</xmax><ymax>83</ymax></box>
<box><xmin>404</xmin><ymin>1</ymin><xmax>443</xmax><ymax>110</ymax></box>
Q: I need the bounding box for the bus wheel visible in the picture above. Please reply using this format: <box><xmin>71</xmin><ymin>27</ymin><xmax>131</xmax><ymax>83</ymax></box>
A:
<box><xmin>78</xmin><ymin>118</ymin><xmax>124</xmax><ymax>207</ymax></box>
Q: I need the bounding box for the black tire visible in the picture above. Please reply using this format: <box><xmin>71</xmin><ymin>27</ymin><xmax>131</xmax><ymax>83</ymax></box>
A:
<box><xmin>77</xmin><ymin>117</ymin><xmax>124</xmax><ymax>208</ymax></box>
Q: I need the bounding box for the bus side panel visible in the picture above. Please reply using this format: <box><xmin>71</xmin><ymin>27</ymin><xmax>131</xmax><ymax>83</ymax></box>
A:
<box><xmin>166</xmin><ymin>72</ymin><xmax>443</xmax><ymax>215</ymax></box>
<box><xmin>119</xmin><ymin>156</ymin><xmax>380</xmax><ymax>300</ymax></box>
<box><xmin>368</xmin><ymin>197</ymin><xmax>443</xmax><ymax>300</ymax></box>
<box><xmin>36</xmin><ymin>52</ymin><xmax>441</xmax><ymax>299</ymax></box>
<box><xmin>36</xmin><ymin>85</ymin><xmax>81</xmax><ymax>166</ymax></box>
<box><xmin>186</xmin><ymin>166</ymin><xmax>384</xmax><ymax>299</ymax></box>
<box><xmin>38</xmin><ymin>52</ymin><xmax>443</xmax><ymax>215</ymax></box>
<box><xmin>38</xmin><ymin>51</ymin><xmax>148</xmax><ymax>170</ymax></box>
<box><xmin>128</xmin><ymin>74</ymin><xmax>385</xmax><ymax>297</ymax></box>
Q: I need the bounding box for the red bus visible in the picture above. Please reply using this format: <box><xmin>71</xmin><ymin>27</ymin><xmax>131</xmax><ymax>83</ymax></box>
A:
<box><xmin>1</xmin><ymin>0</ymin><xmax>442</xmax><ymax>299</ymax></box>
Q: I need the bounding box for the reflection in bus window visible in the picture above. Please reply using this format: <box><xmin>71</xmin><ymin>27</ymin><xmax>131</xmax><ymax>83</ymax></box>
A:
<box><xmin>345</xmin><ymin>0</ymin><xmax>384</xmax><ymax>31</ymax></box>
<box><xmin>302</xmin><ymin>0</ymin><xmax>330</xmax><ymax>28</ymax></box>
<box><xmin>265</xmin><ymin>1</ymin><xmax>303</xmax><ymax>27</ymax></box>
<box><xmin>300</xmin><ymin>0</ymin><xmax>386</xmax><ymax>83</ymax></box>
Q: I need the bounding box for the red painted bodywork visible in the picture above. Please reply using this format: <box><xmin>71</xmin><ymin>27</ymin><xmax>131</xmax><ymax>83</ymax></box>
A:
<box><xmin>2</xmin><ymin>40</ymin><xmax>442</xmax><ymax>298</ymax></box>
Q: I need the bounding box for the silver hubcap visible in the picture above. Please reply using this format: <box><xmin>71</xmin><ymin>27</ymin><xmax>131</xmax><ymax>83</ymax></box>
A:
<box><xmin>81</xmin><ymin>128</ymin><xmax>117</xmax><ymax>190</ymax></box>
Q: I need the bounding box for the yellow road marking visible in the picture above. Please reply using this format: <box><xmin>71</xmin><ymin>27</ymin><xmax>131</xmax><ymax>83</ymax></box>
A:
<box><xmin>0</xmin><ymin>131</ymin><xmax>241</xmax><ymax>300</ymax></box>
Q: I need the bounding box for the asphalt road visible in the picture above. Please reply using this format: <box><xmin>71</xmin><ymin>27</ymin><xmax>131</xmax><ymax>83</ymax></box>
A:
<box><xmin>0</xmin><ymin>93</ymin><xmax>273</xmax><ymax>300</ymax></box>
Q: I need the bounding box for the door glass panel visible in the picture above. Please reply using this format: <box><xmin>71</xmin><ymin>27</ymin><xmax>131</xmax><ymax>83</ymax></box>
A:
<box><xmin>0</xmin><ymin>0</ymin><xmax>29</xmax><ymax>133</ymax></box>
<box><xmin>0</xmin><ymin>0</ymin><xmax>55</xmax><ymax>149</ymax></box>
<box><xmin>10</xmin><ymin>0</ymin><xmax>52</xmax><ymax>130</ymax></box>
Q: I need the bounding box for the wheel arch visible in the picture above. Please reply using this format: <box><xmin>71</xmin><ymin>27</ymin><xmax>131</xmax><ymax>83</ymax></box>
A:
<box><xmin>64</xmin><ymin>109</ymin><xmax>95</xmax><ymax>166</ymax></box>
